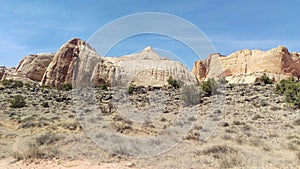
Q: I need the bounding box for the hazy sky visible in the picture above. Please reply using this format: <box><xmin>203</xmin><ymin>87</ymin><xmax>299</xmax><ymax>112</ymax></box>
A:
<box><xmin>1</xmin><ymin>0</ymin><xmax>300</xmax><ymax>68</ymax></box>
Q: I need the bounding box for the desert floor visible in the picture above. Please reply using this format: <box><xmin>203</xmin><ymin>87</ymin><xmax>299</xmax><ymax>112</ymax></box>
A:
<box><xmin>0</xmin><ymin>83</ymin><xmax>299</xmax><ymax>168</ymax></box>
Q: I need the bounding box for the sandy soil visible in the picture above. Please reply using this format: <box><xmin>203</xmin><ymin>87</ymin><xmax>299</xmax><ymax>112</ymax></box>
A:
<box><xmin>0</xmin><ymin>158</ymin><xmax>138</xmax><ymax>169</ymax></box>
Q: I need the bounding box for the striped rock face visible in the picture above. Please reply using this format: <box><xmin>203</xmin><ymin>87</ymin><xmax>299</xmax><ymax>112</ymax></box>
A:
<box><xmin>192</xmin><ymin>46</ymin><xmax>300</xmax><ymax>84</ymax></box>
<box><xmin>38</xmin><ymin>38</ymin><xmax>196</xmax><ymax>88</ymax></box>
<box><xmin>16</xmin><ymin>53</ymin><xmax>54</xmax><ymax>82</ymax></box>
<box><xmin>41</xmin><ymin>38</ymin><xmax>100</xmax><ymax>88</ymax></box>
<box><xmin>91</xmin><ymin>46</ymin><xmax>197</xmax><ymax>87</ymax></box>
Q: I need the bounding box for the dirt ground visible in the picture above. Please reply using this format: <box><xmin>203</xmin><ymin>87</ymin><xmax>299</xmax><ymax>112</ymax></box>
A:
<box><xmin>0</xmin><ymin>83</ymin><xmax>299</xmax><ymax>168</ymax></box>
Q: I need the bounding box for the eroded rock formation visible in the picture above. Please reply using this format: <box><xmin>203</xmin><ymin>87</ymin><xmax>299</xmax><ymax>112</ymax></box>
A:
<box><xmin>91</xmin><ymin>47</ymin><xmax>197</xmax><ymax>87</ymax></box>
<box><xmin>41</xmin><ymin>38</ymin><xmax>100</xmax><ymax>88</ymax></box>
<box><xmin>16</xmin><ymin>53</ymin><xmax>54</xmax><ymax>81</ymax></box>
<box><xmin>192</xmin><ymin>46</ymin><xmax>300</xmax><ymax>83</ymax></box>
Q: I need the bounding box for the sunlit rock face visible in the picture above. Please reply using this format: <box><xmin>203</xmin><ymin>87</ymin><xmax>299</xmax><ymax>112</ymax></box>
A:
<box><xmin>41</xmin><ymin>38</ymin><xmax>99</xmax><ymax>88</ymax></box>
<box><xmin>16</xmin><ymin>53</ymin><xmax>54</xmax><ymax>82</ymax></box>
<box><xmin>192</xmin><ymin>46</ymin><xmax>300</xmax><ymax>83</ymax></box>
<box><xmin>91</xmin><ymin>46</ymin><xmax>197</xmax><ymax>87</ymax></box>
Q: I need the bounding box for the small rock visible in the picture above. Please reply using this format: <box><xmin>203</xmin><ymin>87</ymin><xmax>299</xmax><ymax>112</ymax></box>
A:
<box><xmin>103</xmin><ymin>95</ymin><xmax>112</xmax><ymax>101</ymax></box>
<box><xmin>163</xmin><ymin>110</ymin><xmax>170</xmax><ymax>114</ymax></box>
<box><xmin>240</xmin><ymin>91</ymin><xmax>245</xmax><ymax>96</ymax></box>
<box><xmin>219</xmin><ymin>122</ymin><xmax>229</xmax><ymax>127</ymax></box>
<box><xmin>127</xmin><ymin>162</ymin><xmax>136</xmax><ymax>168</ymax></box>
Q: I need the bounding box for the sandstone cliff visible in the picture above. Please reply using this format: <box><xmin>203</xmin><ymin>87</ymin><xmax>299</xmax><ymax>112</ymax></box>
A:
<box><xmin>26</xmin><ymin>38</ymin><xmax>197</xmax><ymax>88</ymax></box>
<box><xmin>91</xmin><ymin>47</ymin><xmax>197</xmax><ymax>87</ymax></box>
<box><xmin>41</xmin><ymin>38</ymin><xmax>100</xmax><ymax>88</ymax></box>
<box><xmin>192</xmin><ymin>46</ymin><xmax>300</xmax><ymax>83</ymax></box>
<box><xmin>11</xmin><ymin>38</ymin><xmax>300</xmax><ymax>87</ymax></box>
<box><xmin>16</xmin><ymin>53</ymin><xmax>54</xmax><ymax>81</ymax></box>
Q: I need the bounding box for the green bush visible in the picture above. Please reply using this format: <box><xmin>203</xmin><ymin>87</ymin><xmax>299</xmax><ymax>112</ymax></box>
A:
<box><xmin>275</xmin><ymin>78</ymin><xmax>300</xmax><ymax>108</ymax></box>
<box><xmin>24</xmin><ymin>83</ymin><xmax>32</xmax><ymax>88</ymax></box>
<box><xmin>275</xmin><ymin>77</ymin><xmax>295</xmax><ymax>95</ymax></box>
<box><xmin>9</xmin><ymin>95</ymin><xmax>26</xmax><ymax>108</ymax></box>
<box><xmin>128</xmin><ymin>85</ymin><xmax>134</xmax><ymax>94</ymax></box>
<box><xmin>1</xmin><ymin>79</ymin><xmax>24</xmax><ymax>88</ymax></box>
<box><xmin>13</xmin><ymin>80</ymin><xmax>24</xmax><ymax>88</ymax></box>
<box><xmin>259</xmin><ymin>73</ymin><xmax>274</xmax><ymax>84</ymax></box>
<box><xmin>181</xmin><ymin>85</ymin><xmax>201</xmax><ymax>106</ymax></box>
<box><xmin>167</xmin><ymin>76</ymin><xmax>183</xmax><ymax>89</ymax></box>
<box><xmin>41</xmin><ymin>102</ymin><xmax>50</xmax><ymax>108</ymax></box>
<box><xmin>62</xmin><ymin>83</ymin><xmax>72</xmax><ymax>91</ymax></box>
<box><xmin>96</xmin><ymin>84</ymin><xmax>108</xmax><ymax>90</ymax></box>
<box><xmin>2</xmin><ymin>79</ymin><xmax>13</xmax><ymax>86</ymax></box>
<box><xmin>201</xmin><ymin>78</ymin><xmax>218</xmax><ymax>96</ymax></box>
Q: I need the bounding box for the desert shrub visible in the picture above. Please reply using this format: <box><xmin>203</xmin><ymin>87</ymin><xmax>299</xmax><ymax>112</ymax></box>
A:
<box><xmin>200</xmin><ymin>78</ymin><xmax>218</xmax><ymax>96</ymax></box>
<box><xmin>41</xmin><ymin>102</ymin><xmax>50</xmax><ymax>108</ymax></box>
<box><xmin>62</xmin><ymin>83</ymin><xmax>72</xmax><ymax>91</ymax></box>
<box><xmin>203</xmin><ymin>144</ymin><xmax>238</xmax><ymax>155</ymax></box>
<box><xmin>294</xmin><ymin>118</ymin><xmax>300</xmax><ymax>126</ymax></box>
<box><xmin>12</xmin><ymin>80</ymin><xmax>23</xmax><ymax>88</ymax></box>
<box><xmin>9</xmin><ymin>95</ymin><xmax>26</xmax><ymax>108</ymax></box>
<box><xmin>217</xmin><ymin>77</ymin><xmax>228</xmax><ymax>85</ymax></box>
<box><xmin>276</xmin><ymin>78</ymin><xmax>300</xmax><ymax>108</ymax></box>
<box><xmin>275</xmin><ymin>77</ymin><xmax>295</xmax><ymax>95</ymax></box>
<box><xmin>259</xmin><ymin>73</ymin><xmax>274</xmax><ymax>84</ymax></box>
<box><xmin>219</xmin><ymin>154</ymin><xmax>243</xmax><ymax>168</ymax></box>
<box><xmin>167</xmin><ymin>76</ymin><xmax>183</xmax><ymax>89</ymax></box>
<box><xmin>61</xmin><ymin>122</ymin><xmax>81</xmax><ymax>130</ymax></box>
<box><xmin>96</xmin><ymin>84</ymin><xmax>108</xmax><ymax>90</ymax></box>
<box><xmin>203</xmin><ymin>144</ymin><xmax>242</xmax><ymax>168</ymax></box>
<box><xmin>36</xmin><ymin>133</ymin><xmax>61</xmax><ymax>145</ymax></box>
<box><xmin>1</xmin><ymin>79</ymin><xmax>13</xmax><ymax>86</ymax></box>
<box><xmin>1</xmin><ymin>79</ymin><xmax>24</xmax><ymax>88</ymax></box>
<box><xmin>12</xmin><ymin>133</ymin><xmax>62</xmax><ymax>160</ymax></box>
<box><xmin>181</xmin><ymin>85</ymin><xmax>201</xmax><ymax>106</ymax></box>
<box><xmin>128</xmin><ymin>85</ymin><xmax>134</xmax><ymax>94</ymax></box>
<box><xmin>24</xmin><ymin>82</ymin><xmax>32</xmax><ymax>88</ymax></box>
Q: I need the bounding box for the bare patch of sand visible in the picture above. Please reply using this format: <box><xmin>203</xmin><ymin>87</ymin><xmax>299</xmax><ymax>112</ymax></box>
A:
<box><xmin>0</xmin><ymin>158</ymin><xmax>138</xmax><ymax>169</ymax></box>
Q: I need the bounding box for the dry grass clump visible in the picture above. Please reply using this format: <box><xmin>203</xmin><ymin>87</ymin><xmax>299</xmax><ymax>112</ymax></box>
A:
<box><xmin>293</xmin><ymin>118</ymin><xmax>300</xmax><ymax>126</ymax></box>
<box><xmin>203</xmin><ymin>144</ymin><xmax>238</xmax><ymax>155</ymax></box>
<box><xmin>60</xmin><ymin>121</ymin><xmax>81</xmax><ymax>131</ymax></box>
<box><xmin>297</xmin><ymin>152</ymin><xmax>300</xmax><ymax>163</ymax></box>
<box><xmin>219</xmin><ymin>153</ymin><xmax>243</xmax><ymax>168</ymax></box>
<box><xmin>12</xmin><ymin>132</ymin><xmax>63</xmax><ymax>160</ymax></box>
<box><xmin>287</xmin><ymin>142</ymin><xmax>299</xmax><ymax>151</ymax></box>
<box><xmin>203</xmin><ymin>144</ymin><xmax>243</xmax><ymax>168</ymax></box>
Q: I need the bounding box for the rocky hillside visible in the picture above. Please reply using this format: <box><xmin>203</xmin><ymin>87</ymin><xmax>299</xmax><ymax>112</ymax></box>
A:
<box><xmin>192</xmin><ymin>46</ymin><xmax>300</xmax><ymax>84</ymax></box>
<box><xmin>0</xmin><ymin>79</ymin><xmax>299</xmax><ymax>168</ymax></box>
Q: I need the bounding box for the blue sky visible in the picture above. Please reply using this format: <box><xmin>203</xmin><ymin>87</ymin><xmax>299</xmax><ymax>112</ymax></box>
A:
<box><xmin>1</xmin><ymin>0</ymin><xmax>300</xmax><ymax>69</ymax></box>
